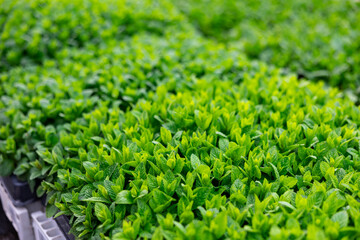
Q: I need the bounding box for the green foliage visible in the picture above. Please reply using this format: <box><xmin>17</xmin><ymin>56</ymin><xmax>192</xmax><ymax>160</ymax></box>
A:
<box><xmin>42</xmin><ymin>72</ymin><xmax>360</xmax><ymax>239</ymax></box>
<box><xmin>1</xmin><ymin>0</ymin><xmax>360</xmax><ymax>239</ymax></box>
<box><xmin>0</xmin><ymin>24</ymin><xmax>251</xmax><ymax>186</ymax></box>
<box><xmin>0</xmin><ymin>0</ymin><xmax>187</xmax><ymax>68</ymax></box>
<box><xmin>174</xmin><ymin>0</ymin><xmax>360</xmax><ymax>89</ymax></box>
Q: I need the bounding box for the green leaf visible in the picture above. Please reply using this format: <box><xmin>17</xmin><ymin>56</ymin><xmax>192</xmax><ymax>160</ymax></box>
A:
<box><xmin>46</xmin><ymin>204</ymin><xmax>59</xmax><ymax>218</ymax></box>
<box><xmin>160</xmin><ymin>127</ymin><xmax>172</xmax><ymax>144</ymax></box>
<box><xmin>269</xmin><ymin>162</ymin><xmax>279</xmax><ymax>179</ymax></box>
<box><xmin>190</xmin><ymin>154</ymin><xmax>201</xmax><ymax>170</ymax></box>
<box><xmin>82</xmin><ymin>197</ymin><xmax>111</xmax><ymax>204</ymax></box>
<box><xmin>331</xmin><ymin>211</ymin><xmax>349</xmax><ymax>228</ymax></box>
<box><xmin>115</xmin><ymin>190</ymin><xmax>134</xmax><ymax>204</ymax></box>
<box><xmin>211</xmin><ymin>212</ymin><xmax>227</xmax><ymax>238</ymax></box>
<box><xmin>219</xmin><ymin>138</ymin><xmax>229</xmax><ymax>151</ymax></box>
<box><xmin>279</xmin><ymin>201</ymin><xmax>296</xmax><ymax>211</ymax></box>
<box><xmin>94</xmin><ymin>203</ymin><xmax>112</xmax><ymax>223</ymax></box>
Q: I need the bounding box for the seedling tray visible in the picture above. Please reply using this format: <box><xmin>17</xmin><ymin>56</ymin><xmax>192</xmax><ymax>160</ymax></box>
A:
<box><xmin>55</xmin><ymin>215</ymin><xmax>75</xmax><ymax>240</ymax></box>
<box><xmin>0</xmin><ymin>199</ymin><xmax>11</xmax><ymax>235</ymax></box>
<box><xmin>31</xmin><ymin>211</ymin><xmax>66</xmax><ymax>240</ymax></box>
<box><xmin>1</xmin><ymin>175</ymin><xmax>36</xmax><ymax>207</ymax></box>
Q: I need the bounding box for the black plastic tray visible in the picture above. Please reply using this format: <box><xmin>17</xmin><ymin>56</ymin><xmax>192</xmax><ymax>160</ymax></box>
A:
<box><xmin>0</xmin><ymin>175</ymin><xmax>36</xmax><ymax>207</ymax></box>
<box><xmin>0</xmin><ymin>199</ymin><xmax>18</xmax><ymax>239</ymax></box>
<box><xmin>0</xmin><ymin>199</ymin><xmax>11</xmax><ymax>235</ymax></box>
<box><xmin>55</xmin><ymin>215</ymin><xmax>76</xmax><ymax>240</ymax></box>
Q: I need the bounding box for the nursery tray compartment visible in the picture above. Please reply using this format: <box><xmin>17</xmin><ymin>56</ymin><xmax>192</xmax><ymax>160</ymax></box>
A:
<box><xmin>1</xmin><ymin>175</ymin><xmax>36</xmax><ymax>207</ymax></box>
<box><xmin>55</xmin><ymin>215</ymin><xmax>75</xmax><ymax>240</ymax></box>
